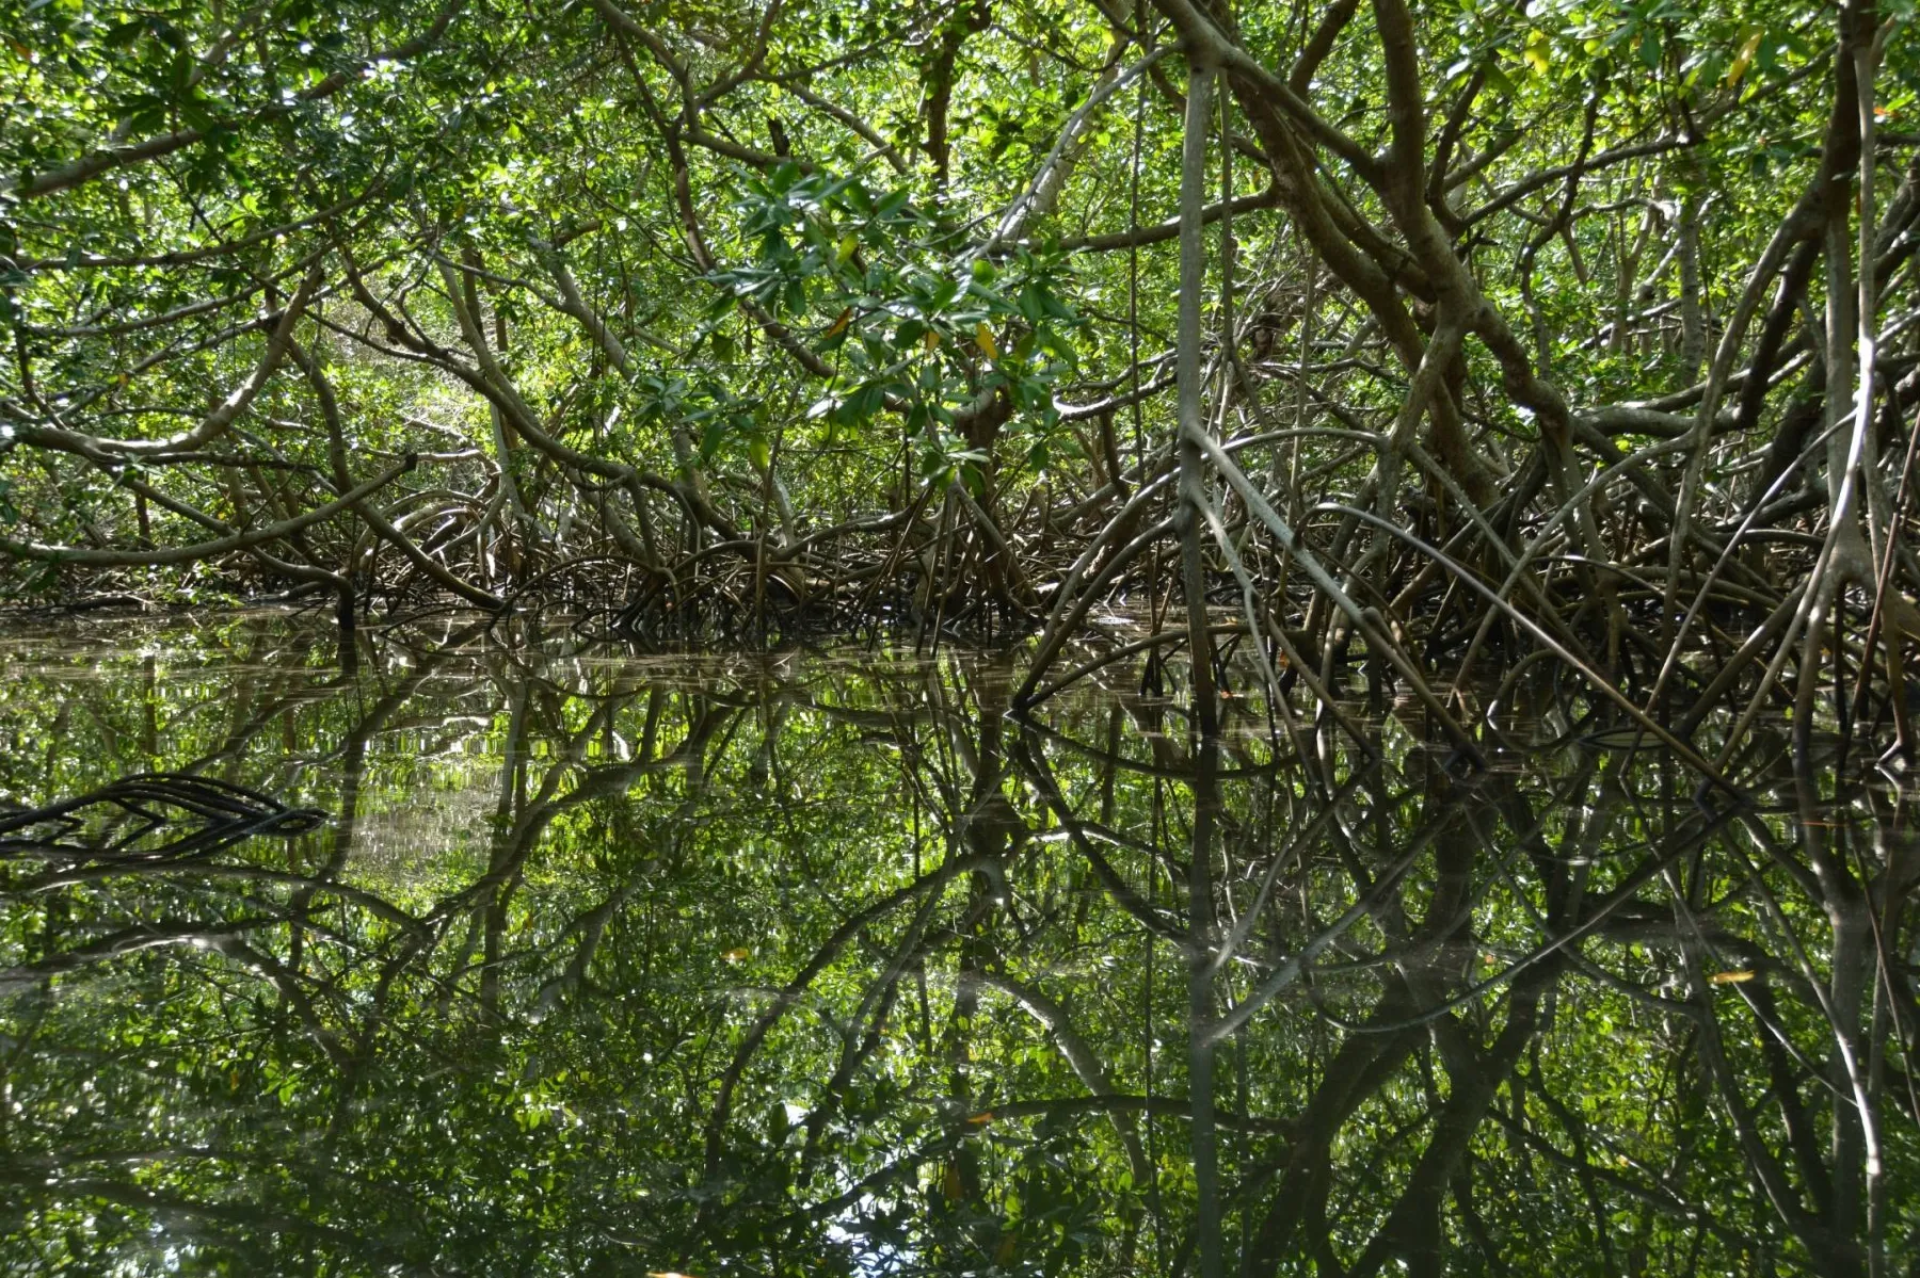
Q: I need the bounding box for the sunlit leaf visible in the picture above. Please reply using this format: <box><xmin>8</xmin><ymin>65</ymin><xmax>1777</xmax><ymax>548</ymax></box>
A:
<box><xmin>1524</xmin><ymin>30</ymin><xmax>1550</xmax><ymax>74</ymax></box>
<box><xmin>1727</xmin><ymin>28</ymin><xmax>1764</xmax><ymax>84</ymax></box>
<box><xmin>975</xmin><ymin>322</ymin><xmax>998</xmax><ymax>360</ymax></box>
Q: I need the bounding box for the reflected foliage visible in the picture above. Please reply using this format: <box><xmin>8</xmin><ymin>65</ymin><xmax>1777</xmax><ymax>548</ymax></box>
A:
<box><xmin>0</xmin><ymin>617</ymin><xmax>1915</xmax><ymax>1276</ymax></box>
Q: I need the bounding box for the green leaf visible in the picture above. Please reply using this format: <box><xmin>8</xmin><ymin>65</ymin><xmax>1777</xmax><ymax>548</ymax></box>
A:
<box><xmin>1523</xmin><ymin>30</ymin><xmax>1550</xmax><ymax>74</ymax></box>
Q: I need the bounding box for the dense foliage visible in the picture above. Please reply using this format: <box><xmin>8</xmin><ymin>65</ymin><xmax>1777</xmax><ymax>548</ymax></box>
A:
<box><xmin>4</xmin><ymin>8</ymin><xmax>1920</xmax><ymax>1267</ymax></box>
<box><xmin>1</xmin><ymin>0</ymin><xmax>1917</xmax><ymax>758</ymax></box>
<box><xmin>0</xmin><ymin>617</ymin><xmax>1914</xmax><ymax>1276</ymax></box>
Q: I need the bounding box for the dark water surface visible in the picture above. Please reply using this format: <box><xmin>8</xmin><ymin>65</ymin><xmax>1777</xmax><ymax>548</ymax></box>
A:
<box><xmin>0</xmin><ymin>614</ymin><xmax>1914</xmax><ymax>1276</ymax></box>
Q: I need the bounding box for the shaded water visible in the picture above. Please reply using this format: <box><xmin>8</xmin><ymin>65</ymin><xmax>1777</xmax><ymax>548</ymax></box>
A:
<box><xmin>0</xmin><ymin>614</ymin><xmax>1914</xmax><ymax>1276</ymax></box>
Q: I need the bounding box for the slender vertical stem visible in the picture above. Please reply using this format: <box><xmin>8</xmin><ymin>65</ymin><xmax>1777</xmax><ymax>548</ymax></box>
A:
<box><xmin>1178</xmin><ymin>63</ymin><xmax>1219</xmax><ymax>741</ymax></box>
<box><xmin>1188</xmin><ymin>733</ymin><xmax>1222</xmax><ymax>1278</ymax></box>
<box><xmin>1128</xmin><ymin>48</ymin><xmax>1148</xmax><ymax>471</ymax></box>
<box><xmin>1177</xmin><ymin>56</ymin><xmax>1223</xmax><ymax>1278</ymax></box>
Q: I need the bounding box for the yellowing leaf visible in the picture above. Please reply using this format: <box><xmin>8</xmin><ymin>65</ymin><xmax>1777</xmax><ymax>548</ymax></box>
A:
<box><xmin>835</xmin><ymin>234</ymin><xmax>858</xmax><ymax>266</ymax></box>
<box><xmin>1727</xmin><ymin>29</ymin><xmax>1763</xmax><ymax>85</ymax></box>
<box><xmin>748</xmin><ymin>438</ymin><xmax>771</xmax><ymax>471</ymax></box>
<box><xmin>1710</xmin><ymin>969</ymin><xmax>1755</xmax><ymax>985</ymax></box>
<box><xmin>967</xmin><ymin>1111</ymin><xmax>994</xmax><ymax>1124</ymax></box>
<box><xmin>975</xmin><ymin>322</ymin><xmax>999</xmax><ymax>360</ymax></box>
<box><xmin>722</xmin><ymin>947</ymin><xmax>750</xmax><ymax>963</ymax></box>
<box><xmin>922</xmin><ymin>329</ymin><xmax>941</xmax><ymax>352</ymax></box>
<box><xmin>942</xmin><ymin>1163</ymin><xmax>965</xmax><ymax>1200</ymax></box>
<box><xmin>1523</xmin><ymin>31</ymin><xmax>1550</xmax><ymax>75</ymax></box>
<box><xmin>824</xmin><ymin>307</ymin><xmax>853</xmax><ymax>338</ymax></box>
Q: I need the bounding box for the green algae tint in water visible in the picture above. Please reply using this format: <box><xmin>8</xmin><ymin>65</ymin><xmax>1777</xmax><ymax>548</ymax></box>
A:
<box><xmin>0</xmin><ymin>615</ymin><xmax>1914</xmax><ymax>1276</ymax></box>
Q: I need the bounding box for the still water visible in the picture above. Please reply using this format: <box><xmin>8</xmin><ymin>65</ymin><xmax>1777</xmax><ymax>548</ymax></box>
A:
<box><xmin>0</xmin><ymin>613</ymin><xmax>1913</xmax><ymax>1276</ymax></box>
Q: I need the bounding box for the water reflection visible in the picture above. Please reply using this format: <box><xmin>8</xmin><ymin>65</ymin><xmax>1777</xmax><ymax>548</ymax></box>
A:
<box><xmin>0</xmin><ymin>615</ymin><xmax>1914</xmax><ymax>1276</ymax></box>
